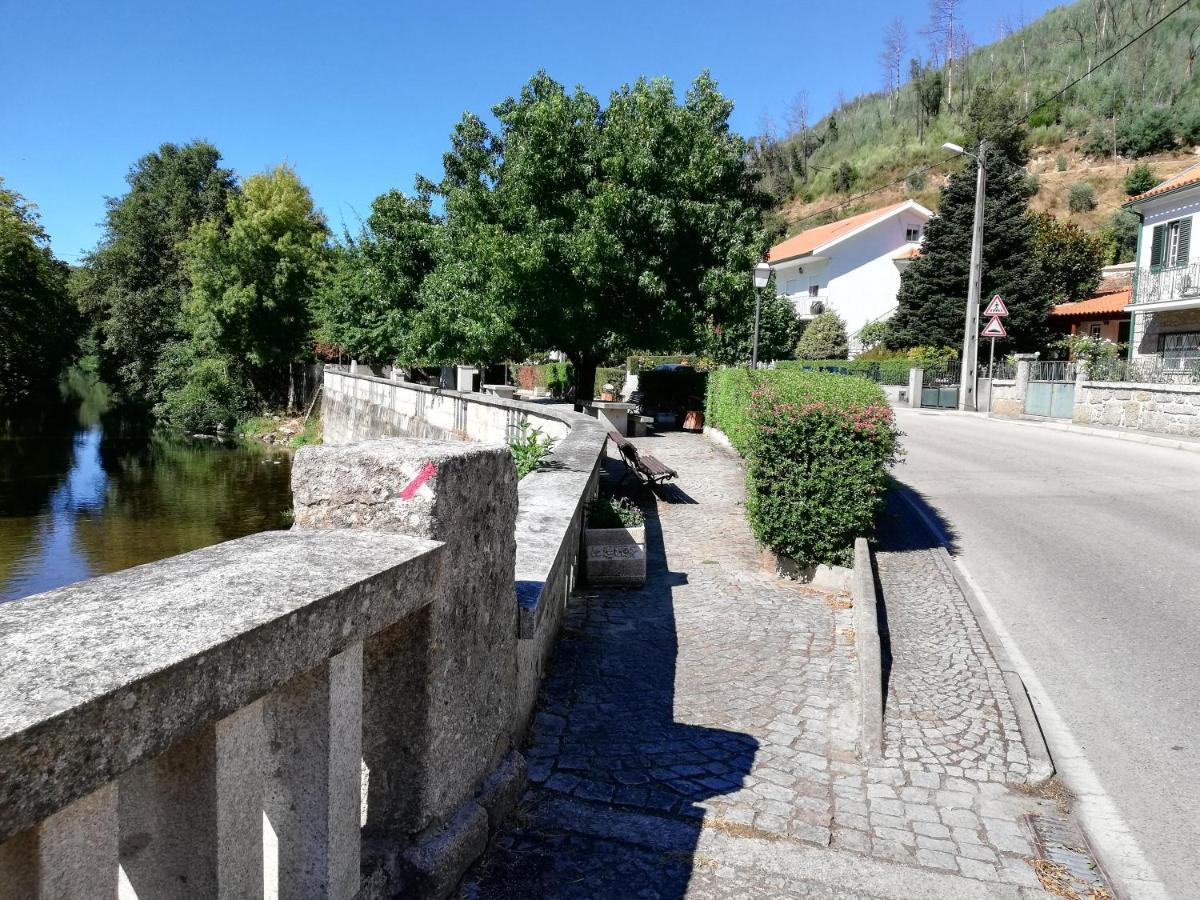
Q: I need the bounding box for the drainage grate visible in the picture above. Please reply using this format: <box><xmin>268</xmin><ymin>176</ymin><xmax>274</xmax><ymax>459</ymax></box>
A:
<box><xmin>1026</xmin><ymin>813</ymin><xmax>1112</xmax><ymax>897</ymax></box>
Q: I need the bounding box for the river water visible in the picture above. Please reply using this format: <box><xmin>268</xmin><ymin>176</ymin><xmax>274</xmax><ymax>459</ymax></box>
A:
<box><xmin>0</xmin><ymin>378</ymin><xmax>293</xmax><ymax>603</ymax></box>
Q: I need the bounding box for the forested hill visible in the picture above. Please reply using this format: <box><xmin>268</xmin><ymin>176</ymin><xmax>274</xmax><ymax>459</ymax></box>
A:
<box><xmin>755</xmin><ymin>0</ymin><xmax>1200</xmax><ymax>237</ymax></box>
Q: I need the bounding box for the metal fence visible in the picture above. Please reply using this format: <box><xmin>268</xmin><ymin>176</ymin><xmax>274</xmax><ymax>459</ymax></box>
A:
<box><xmin>1029</xmin><ymin>360</ymin><xmax>1076</xmax><ymax>382</ymax></box>
<box><xmin>980</xmin><ymin>362</ymin><xmax>1017</xmax><ymax>380</ymax></box>
<box><xmin>1086</xmin><ymin>358</ymin><xmax>1200</xmax><ymax>385</ymax></box>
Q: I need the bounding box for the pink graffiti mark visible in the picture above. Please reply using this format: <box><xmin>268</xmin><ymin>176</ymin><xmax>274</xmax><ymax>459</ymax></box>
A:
<box><xmin>398</xmin><ymin>462</ymin><xmax>438</xmax><ymax>501</ymax></box>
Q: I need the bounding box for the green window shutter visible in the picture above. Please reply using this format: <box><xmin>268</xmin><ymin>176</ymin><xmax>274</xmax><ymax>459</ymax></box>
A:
<box><xmin>1176</xmin><ymin>217</ymin><xmax>1192</xmax><ymax>266</ymax></box>
<box><xmin>1149</xmin><ymin>224</ymin><xmax>1165</xmax><ymax>269</ymax></box>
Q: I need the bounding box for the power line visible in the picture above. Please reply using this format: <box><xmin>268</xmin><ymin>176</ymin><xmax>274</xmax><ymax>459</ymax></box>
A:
<box><xmin>783</xmin><ymin>0</ymin><xmax>1196</xmax><ymax>230</ymax></box>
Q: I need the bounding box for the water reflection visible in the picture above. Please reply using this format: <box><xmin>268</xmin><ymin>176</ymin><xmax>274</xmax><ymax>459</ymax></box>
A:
<box><xmin>0</xmin><ymin>377</ymin><xmax>293</xmax><ymax>603</ymax></box>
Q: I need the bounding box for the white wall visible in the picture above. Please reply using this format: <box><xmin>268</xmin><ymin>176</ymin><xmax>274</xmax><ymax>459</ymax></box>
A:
<box><xmin>772</xmin><ymin>208</ymin><xmax>928</xmax><ymax>354</ymax></box>
<box><xmin>1131</xmin><ymin>190</ymin><xmax>1200</xmax><ymax>362</ymax></box>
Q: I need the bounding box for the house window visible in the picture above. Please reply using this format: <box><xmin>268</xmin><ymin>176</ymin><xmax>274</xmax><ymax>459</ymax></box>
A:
<box><xmin>809</xmin><ymin>284</ymin><xmax>820</xmax><ymax>297</ymax></box>
<box><xmin>1149</xmin><ymin>217</ymin><xmax>1192</xmax><ymax>269</ymax></box>
<box><xmin>905</xmin><ymin>226</ymin><xmax>922</xmax><ymax>242</ymax></box>
<box><xmin>1089</xmin><ymin>323</ymin><xmax>1102</xmax><ymax>339</ymax></box>
<box><xmin>1159</xmin><ymin>331</ymin><xmax>1200</xmax><ymax>370</ymax></box>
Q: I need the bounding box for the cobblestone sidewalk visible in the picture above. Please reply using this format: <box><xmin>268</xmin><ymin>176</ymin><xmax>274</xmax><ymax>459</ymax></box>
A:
<box><xmin>463</xmin><ymin>433</ymin><xmax>1074</xmax><ymax>899</ymax></box>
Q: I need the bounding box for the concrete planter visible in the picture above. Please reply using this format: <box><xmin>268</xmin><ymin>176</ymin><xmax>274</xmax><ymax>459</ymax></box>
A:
<box><xmin>585</xmin><ymin>526</ymin><xmax>646</xmax><ymax>586</ymax></box>
<box><xmin>760</xmin><ymin>548</ymin><xmax>853</xmax><ymax>592</ymax></box>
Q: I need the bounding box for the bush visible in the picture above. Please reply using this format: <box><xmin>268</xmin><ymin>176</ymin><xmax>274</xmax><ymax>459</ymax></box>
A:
<box><xmin>1123</xmin><ymin>164</ymin><xmax>1157</xmax><ymax>197</ymax></box>
<box><xmin>1118</xmin><ymin>108</ymin><xmax>1175</xmax><ymax>157</ymax></box>
<box><xmin>833</xmin><ymin>161</ymin><xmax>859</xmax><ymax>193</ymax></box>
<box><xmin>1176</xmin><ymin>104</ymin><xmax>1200</xmax><ymax>146</ymax></box>
<box><xmin>795</xmin><ymin>311</ymin><xmax>849</xmax><ymax>360</ymax></box>
<box><xmin>158</xmin><ymin>358</ymin><xmax>252</xmax><ymax>433</ymax></box>
<box><xmin>857</xmin><ymin>319</ymin><xmax>890</xmax><ymax>349</ymax></box>
<box><xmin>1055</xmin><ymin>152</ymin><xmax>1069</xmax><ymax>172</ymax></box>
<box><xmin>1082</xmin><ymin>122</ymin><xmax>1113</xmax><ymax>158</ymax></box>
<box><xmin>1024</xmin><ymin>173</ymin><xmax>1041</xmax><ymax>198</ymax></box>
<box><xmin>706</xmin><ymin>369</ymin><xmax>899</xmax><ymax>567</ymax></box>
<box><xmin>508</xmin><ymin>421</ymin><xmax>555</xmax><ymax>478</ymax></box>
<box><xmin>1068</xmin><ymin>181</ymin><xmax>1097</xmax><ymax>213</ymax></box>
<box><xmin>588</xmin><ymin>496</ymin><xmax>644</xmax><ymax>528</ymax></box>
<box><xmin>905</xmin><ymin>169</ymin><xmax>927</xmax><ymax>192</ymax></box>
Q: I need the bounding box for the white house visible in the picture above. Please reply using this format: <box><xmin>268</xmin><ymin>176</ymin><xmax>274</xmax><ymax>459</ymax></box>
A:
<box><xmin>1123</xmin><ymin>163</ymin><xmax>1200</xmax><ymax>371</ymax></box>
<box><xmin>766</xmin><ymin>199</ymin><xmax>933</xmax><ymax>353</ymax></box>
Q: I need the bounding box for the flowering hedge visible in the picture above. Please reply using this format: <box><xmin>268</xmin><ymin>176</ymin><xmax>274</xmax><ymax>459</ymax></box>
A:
<box><xmin>706</xmin><ymin>368</ymin><xmax>899</xmax><ymax>567</ymax></box>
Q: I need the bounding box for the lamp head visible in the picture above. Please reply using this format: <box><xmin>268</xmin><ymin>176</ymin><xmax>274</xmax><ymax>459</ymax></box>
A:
<box><xmin>942</xmin><ymin>142</ymin><xmax>965</xmax><ymax>155</ymax></box>
<box><xmin>753</xmin><ymin>261</ymin><xmax>772</xmax><ymax>289</ymax></box>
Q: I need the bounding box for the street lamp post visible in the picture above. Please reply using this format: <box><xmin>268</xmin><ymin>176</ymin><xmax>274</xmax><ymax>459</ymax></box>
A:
<box><xmin>942</xmin><ymin>140</ymin><xmax>988</xmax><ymax>412</ymax></box>
<box><xmin>752</xmin><ymin>261</ymin><xmax>772</xmax><ymax>370</ymax></box>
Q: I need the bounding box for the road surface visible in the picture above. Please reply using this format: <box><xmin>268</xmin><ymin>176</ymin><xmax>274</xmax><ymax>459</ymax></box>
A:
<box><xmin>891</xmin><ymin>408</ymin><xmax>1200</xmax><ymax>899</ymax></box>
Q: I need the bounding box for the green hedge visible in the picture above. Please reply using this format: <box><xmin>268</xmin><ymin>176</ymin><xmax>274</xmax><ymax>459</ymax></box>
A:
<box><xmin>706</xmin><ymin>368</ymin><xmax>899</xmax><ymax>567</ymax></box>
<box><xmin>512</xmin><ymin>362</ymin><xmax>624</xmax><ymax>397</ymax></box>
<box><xmin>776</xmin><ymin>359</ymin><xmax>914</xmax><ymax>386</ymax></box>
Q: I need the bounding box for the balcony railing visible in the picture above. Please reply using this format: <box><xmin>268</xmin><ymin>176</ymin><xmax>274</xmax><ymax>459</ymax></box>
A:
<box><xmin>781</xmin><ymin>292</ymin><xmax>831</xmax><ymax>317</ymax></box>
<box><xmin>1130</xmin><ymin>262</ymin><xmax>1200</xmax><ymax>306</ymax></box>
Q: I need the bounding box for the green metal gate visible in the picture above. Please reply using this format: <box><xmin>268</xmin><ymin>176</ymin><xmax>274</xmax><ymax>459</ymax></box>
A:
<box><xmin>921</xmin><ymin>367</ymin><xmax>960</xmax><ymax>409</ymax></box>
<box><xmin>1026</xmin><ymin>361</ymin><xmax>1076</xmax><ymax>418</ymax></box>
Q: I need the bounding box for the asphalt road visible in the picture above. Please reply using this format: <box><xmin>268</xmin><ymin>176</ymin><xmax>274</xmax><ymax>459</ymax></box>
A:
<box><xmin>891</xmin><ymin>408</ymin><xmax>1200</xmax><ymax>899</ymax></box>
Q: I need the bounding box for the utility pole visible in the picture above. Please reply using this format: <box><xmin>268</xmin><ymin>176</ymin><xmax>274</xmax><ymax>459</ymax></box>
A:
<box><xmin>945</xmin><ymin>139</ymin><xmax>988</xmax><ymax>411</ymax></box>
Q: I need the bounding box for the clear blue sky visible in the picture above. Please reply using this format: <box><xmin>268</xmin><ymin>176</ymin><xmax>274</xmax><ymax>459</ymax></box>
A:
<box><xmin>3</xmin><ymin>0</ymin><xmax>1061</xmax><ymax>263</ymax></box>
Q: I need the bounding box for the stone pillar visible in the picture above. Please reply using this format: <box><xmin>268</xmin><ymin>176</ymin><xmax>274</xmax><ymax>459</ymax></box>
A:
<box><xmin>1014</xmin><ymin>353</ymin><xmax>1038</xmax><ymax>413</ymax></box>
<box><xmin>907</xmin><ymin>367</ymin><xmax>923</xmax><ymax>408</ymax></box>
<box><xmin>290</xmin><ymin>439</ymin><xmax>518</xmax><ymax>886</ymax></box>
<box><xmin>0</xmin><ymin>783</ymin><xmax>120</xmax><ymax>900</ymax></box>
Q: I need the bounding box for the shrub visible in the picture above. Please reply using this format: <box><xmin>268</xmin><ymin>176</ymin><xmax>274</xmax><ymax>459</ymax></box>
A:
<box><xmin>905</xmin><ymin>169</ymin><xmax>927</xmax><ymax>192</ymax></box>
<box><xmin>1123</xmin><ymin>164</ymin><xmax>1156</xmax><ymax>197</ymax></box>
<box><xmin>857</xmin><ymin>319</ymin><xmax>890</xmax><ymax>349</ymax></box>
<box><xmin>158</xmin><ymin>358</ymin><xmax>252</xmax><ymax>433</ymax></box>
<box><xmin>1117</xmin><ymin>108</ymin><xmax>1175</xmax><ymax>157</ymax></box>
<box><xmin>833</xmin><ymin>162</ymin><xmax>859</xmax><ymax>193</ymax></box>
<box><xmin>1081</xmin><ymin>122</ymin><xmax>1113</xmax><ymax>158</ymax></box>
<box><xmin>1024</xmin><ymin>172</ymin><xmax>1041</xmax><ymax>198</ymax></box>
<box><xmin>508</xmin><ymin>421</ymin><xmax>555</xmax><ymax>478</ymax></box>
<box><xmin>706</xmin><ymin>369</ymin><xmax>898</xmax><ymax>567</ymax></box>
<box><xmin>1068</xmin><ymin>181</ymin><xmax>1097</xmax><ymax>213</ymax></box>
<box><xmin>588</xmin><ymin>496</ymin><xmax>644</xmax><ymax>529</ymax></box>
<box><xmin>1055</xmin><ymin>152</ymin><xmax>1069</xmax><ymax>172</ymax></box>
<box><xmin>1176</xmin><ymin>104</ymin><xmax>1200</xmax><ymax>146</ymax></box>
<box><xmin>795</xmin><ymin>311</ymin><xmax>849</xmax><ymax>360</ymax></box>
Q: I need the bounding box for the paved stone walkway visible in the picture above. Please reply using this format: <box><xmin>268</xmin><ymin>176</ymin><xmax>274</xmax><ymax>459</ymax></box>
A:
<box><xmin>463</xmin><ymin>433</ymin><xmax>1071</xmax><ymax>898</ymax></box>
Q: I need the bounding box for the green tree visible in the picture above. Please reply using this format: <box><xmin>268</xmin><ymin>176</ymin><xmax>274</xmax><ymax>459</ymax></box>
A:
<box><xmin>1118</xmin><ymin>108</ymin><xmax>1175</xmax><ymax>157</ymax></box>
<box><xmin>704</xmin><ymin>289</ymin><xmax>800</xmax><ymax>365</ymax></box>
<box><xmin>832</xmin><ymin>162</ymin><xmax>859</xmax><ymax>193</ymax></box>
<box><xmin>426</xmin><ymin>71</ymin><xmax>769</xmax><ymax>400</ymax></box>
<box><xmin>1029</xmin><ymin>212</ymin><xmax>1104</xmax><ymax>303</ymax></box>
<box><xmin>0</xmin><ymin>179</ymin><xmax>79</xmax><ymax>404</ymax></box>
<box><xmin>183</xmin><ymin>165</ymin><xmax>330</xmax><ymax>406</ymax></box>
<box><xmin>1123</xmin><ymin>164</ymin><xmax>1157</xmax><ymax>197</ymax></box>
<box><xmin>887</xmin><ymin>90</ymin><xmax>1047</xmax><ymax>352</ymax></box>
<box><xmin>318</xmin><ymin>189</ymin><xmax>439</xmax><ymax>363</ymax></box>
<box><xmin>857</xmin><ymin>319</ymin><xmax>891</xmax><ymax>349</ymax></box>
<box><xmin>76</xmin><ymin>142</ymin><xmax>237</xmax><ymax>405</ymax></box>
<box><xmin>1067</xmin><ymin>181</ymin><xmax>1096</xmax><ymax>213</ymax></box>
<box><xmin>796</xmin><ymin>311</ymin><xmax>849</xmax><ymax>359</ymax></box>
<box><xmin>1100</xmin><ymin>210</ymin><xmax>1140</xmax><ymax>264</ymax></box>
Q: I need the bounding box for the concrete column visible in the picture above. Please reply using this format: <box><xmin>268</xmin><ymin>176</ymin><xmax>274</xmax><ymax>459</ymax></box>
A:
<box><xmin>0</xmin><ymin>783</ymin><xmax>120</xmax><ymax>900</ymax></box>
<box><xmin>262</xmin><ymin>643</ymin><xmax>363</xmax><ymax>900</ymax></box>
<box><xmin>1014</xmin><ymin>353</ymin><xmax>1037</xmax><ymax>412</ymax></box>
<box><xmin>214</xmin><ymin>702</ymin><xmax>268</xmax><ymax>900</ymax></box>
<box><xmin>907</xmin><ymin>367</ymin><xmax>923</xmax><ymax>408</ymax></box>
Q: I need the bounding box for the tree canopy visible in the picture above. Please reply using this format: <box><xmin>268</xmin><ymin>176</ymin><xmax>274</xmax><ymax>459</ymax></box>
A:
<box><xmin>0</xmin><ymin>179</ymin><xmax>78</xmax><ymax>405</ymax></box>
<box><xmin>1029</xmin><ymin>212</ymin><xmax>1105</xmax><ymax>304</ymax></box>
<box><xmin>76</xmin><ymin>141</ymin><xmax>237</xmax><ymax>406</ymax></box>
<box><xmin>796</xmin><ymin>311</ymin><xmax>850</xmax><ymax>360</ymax></box>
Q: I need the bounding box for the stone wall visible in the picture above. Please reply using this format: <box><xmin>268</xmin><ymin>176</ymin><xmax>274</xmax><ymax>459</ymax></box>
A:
<box><xmin>988</xmin><ymin>379</ymin><xmax>1022</xmax><ymax>418</ymax></box>
<box><xmin>1073</xmin><ymin>381</ymin><xmax>1200</xmax><ymax>437</ymax></box>
<box><xmin>321</xmin><ymin>367</ymin><xmax>608</xmax><ymax>735</ymax></box>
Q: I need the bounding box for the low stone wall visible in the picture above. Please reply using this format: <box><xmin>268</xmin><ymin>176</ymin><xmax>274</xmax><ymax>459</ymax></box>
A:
<box><xmin>1073</xmin><ymin>381</ymin><xmax>1200</xmax><ymax>437</ymax></box>
<box><xmin>321</xmin><ymin>367</ymin><xmax>608</xmax><ymax>738</ymax></box>
<box><xmin>988</xmin><ymin>379</ymin><xmax>1022</xmax><ymax>417</ymax></box>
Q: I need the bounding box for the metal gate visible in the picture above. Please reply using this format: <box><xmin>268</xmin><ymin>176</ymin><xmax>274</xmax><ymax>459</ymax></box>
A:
<box><xmin>921</xmin><ymin>367</ymin><xmax>960</xmax><ymax>409</ymax></box>
<box><xmin>1026</xmin><ymin>361</ymin><xmax>1076</xmax><ymax>418</ymax></box>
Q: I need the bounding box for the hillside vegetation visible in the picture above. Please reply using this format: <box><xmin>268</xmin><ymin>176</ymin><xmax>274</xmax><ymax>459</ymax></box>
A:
<box><xmin>756</xmin><ymin>0</ymin><xmax>1200</xmax><ymax>238</ymax></box>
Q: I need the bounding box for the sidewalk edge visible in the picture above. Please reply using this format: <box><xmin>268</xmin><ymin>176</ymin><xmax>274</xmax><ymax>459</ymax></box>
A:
<box><xmin>852</xmin><ymin>537</ymin><xmax>883</xmax><ymax>762</ymax></box>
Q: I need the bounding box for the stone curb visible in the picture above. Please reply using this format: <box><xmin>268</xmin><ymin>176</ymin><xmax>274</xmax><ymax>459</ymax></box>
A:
<box><xmin>989</xmin><ymin>413</ymin><xmax>1200</xmax><ymax>454</ymax></box>
<box><xmin>892</xmin><ymin>487</ymin><xmax>1056</xmax><ymax>786</ymax></box>
<box><xmin>852</xmin><ymin>537</ymin><xmax>884</xmax><ymax>762</ymax></box>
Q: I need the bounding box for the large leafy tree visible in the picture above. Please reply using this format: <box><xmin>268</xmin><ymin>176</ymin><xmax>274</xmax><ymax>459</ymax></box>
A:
<box><xmin>887</xmin><ymin>90</ymin><xmax>1047</xmax><ymax>352</ymax></box>
<box><xmin>183</xmin><ymin>164</ymin><xmax>330</xmax><ymax>404</ymax></box>
<box><xmin>0</xmin><ymin>179</ymin><xmax>78</xmax><ymax>404</ymax></box>
<box><xmin>318</xmin><ymin>189</ymin><xmax>440</xmax><ymax>363</ymax></box>
<box><xmin>1029</xmin><ymin>212</ymin><xmax>1104</xmax><ymax>304</ymax></box>
<box><xmin>77</xmin><ymin>142</ymin><xmax>237</xmax><ymax>405</ymax></box>
<box><xmin>427</xmin><ymin>71</ymin><xmax>771</xmax><ymax>399</ymax></box>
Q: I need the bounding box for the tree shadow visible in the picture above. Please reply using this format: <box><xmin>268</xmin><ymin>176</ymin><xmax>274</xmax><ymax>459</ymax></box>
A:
<box><xmin>466</xmin><ymin>481</ymin><xmax>758</xmax><ymax>898</ymax></box>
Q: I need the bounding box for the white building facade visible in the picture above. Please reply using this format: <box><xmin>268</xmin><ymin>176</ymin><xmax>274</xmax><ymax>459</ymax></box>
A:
<box><xmin>1124</xmin><ymin>164</ymin><xmax>1200</xmax><ymax>372</ymax></box>
<box><xmin>766</xmin><ymin>200</ymin><xmax>932</xmax><ymax>354</ymax></box>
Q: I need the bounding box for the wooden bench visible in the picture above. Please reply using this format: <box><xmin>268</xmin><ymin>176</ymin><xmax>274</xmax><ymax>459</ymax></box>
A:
<box><xmin>607</xmin><ymin>430</ymin><xmax>678</xmax><ymax>486</ymax></box>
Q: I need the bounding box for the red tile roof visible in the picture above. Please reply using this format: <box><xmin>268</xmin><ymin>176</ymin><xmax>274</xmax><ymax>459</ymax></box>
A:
<box><xmin>768</xmin><ymin>201</ymin><xmax>914</xmax><ymax>263</ymax></box>
<box><xmin>1124</xmin><ymin>162</ymin><xmax>1200</xmax><ymax>205</ymax></box>
<box><xmin>1048</xmin><ymin>288</ymin><xmax>1131</xmax><ymax>318</ymax></box>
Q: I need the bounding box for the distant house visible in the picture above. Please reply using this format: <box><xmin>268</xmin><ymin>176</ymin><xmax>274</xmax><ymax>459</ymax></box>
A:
<box><xmin>765</xmin><ymin>200</ymin><xmax>933</xmax><ymax>354</ymax></box>
<box><xmin>1123</xmin><ymin>163</ymin><xmax>1200</xmax><ymax>370</ymax></box>
<box><xmin>1047</xmin><ymin>263</ymin><xmax>1133</xmax><ymax>345</ymax></box>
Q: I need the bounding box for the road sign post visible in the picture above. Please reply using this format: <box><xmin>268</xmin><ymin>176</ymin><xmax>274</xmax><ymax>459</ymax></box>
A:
<box><xmin>980</xmin><ymin>298</ymin><xmax>1008</xmax><ymax>380</ymax></box>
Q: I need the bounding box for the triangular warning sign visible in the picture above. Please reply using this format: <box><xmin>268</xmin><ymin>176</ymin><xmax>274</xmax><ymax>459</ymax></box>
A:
<box><xmin>981</xmin><ymin>316</ymin><xmax>1007</xmax><ymax>337</ymax></box>
<box><xmin>984</xmin><ymin>295</ymin><xmax>1009</xmax><ymax>317</ymax></box>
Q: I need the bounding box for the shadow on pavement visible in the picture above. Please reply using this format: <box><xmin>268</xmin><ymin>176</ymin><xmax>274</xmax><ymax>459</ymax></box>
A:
<box><xmin>465</xmin><ymin>470</ymin><xmax>758</xmax><ymax>898</ymax></box>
